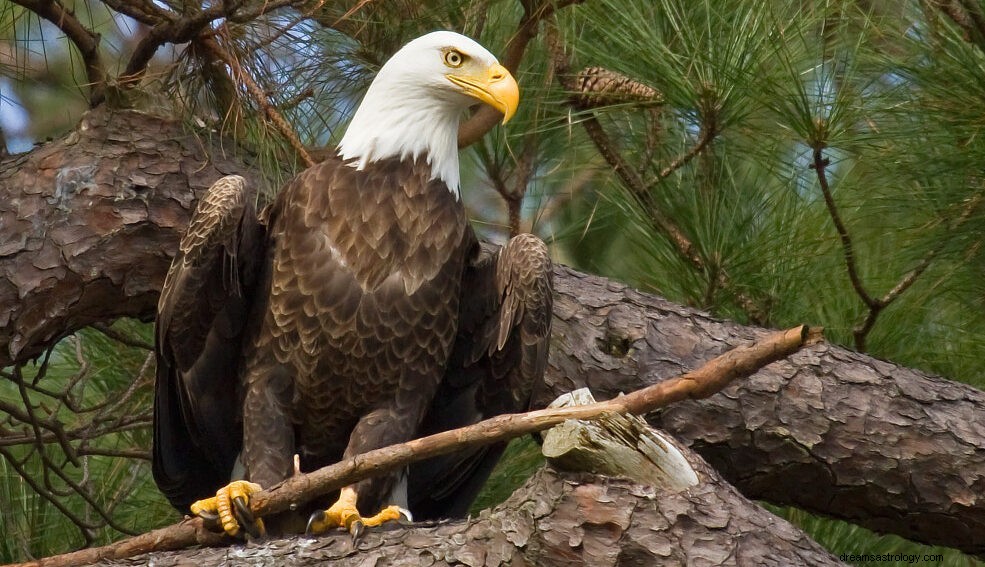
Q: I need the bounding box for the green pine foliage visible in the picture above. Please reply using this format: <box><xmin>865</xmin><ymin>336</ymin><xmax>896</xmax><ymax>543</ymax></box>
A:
<box><xmin>554</xmin><ymin>0</ymin><xmax>985</xmax><ymax>388</ymax></box>
<box><xmin>0</xmin><ymin>323</ymin><xmax>177</xmax><ymax>562</ymax></box>
<box><xmin>546</xmin><ymin>1</ymin><xmax>985</xmax><ymax>564</ymax></box>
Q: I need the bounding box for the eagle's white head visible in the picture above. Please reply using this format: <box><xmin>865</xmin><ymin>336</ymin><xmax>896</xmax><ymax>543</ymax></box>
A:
<box><xmin>338</xmin><ymin>31</ymin><xmax>519</xmax><ymax>196</ymax></box>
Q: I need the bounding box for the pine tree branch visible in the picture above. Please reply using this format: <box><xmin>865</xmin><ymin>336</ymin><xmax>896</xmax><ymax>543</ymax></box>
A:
<box><xmin>198</xmin><ymin>32</ymin><xmax>315</xmax><ymax>167</ymax></box>
<box><xmin>100</xmin><ymin>0</ymin><xmax>169</xmax><ymax>26</ymax></box>
<box><xmin>11</xmin><ymin>0</ymin><xmax>107</xmax><ymax>106</ymax></box>
<box><xmin>547</xmin><ymin>27</ymin><xmax>766</xmax><ymax>323</ymax></box>
<box><xmin>119</xmin><ymin>0</ymin><xmax>302</xmax><ymax>86</ymax></box>
<box><xmin>933</xmin><ymin>0</ymin><xmax>985</xmax><ymax>52</ymax></box>
<box><xmin>10</xmin><ymin>325</ymin><xmax>816</xmax><ymax>567</ymax></box>
<box><xmin>654</xmin><ymin>122</ymin><xmax>716</xmax><ymax>182</ymax></box>
<box><xmin>457</xmin><ymin>0</ymin><xmax>583</xmax><ymax>148</ymax></box>
<box><xmin>90</xmin><ymin>323</ymin><xmax>153</xmax><ymax>351</ymax></box>
<box><xmin>13</xmin><ymin>466</ymin><xmax>845</xmax><ymax>567</ymax></box>
<box><xmin>7</xmin><ymin>107</ymin><xmax>985</xmax><ymax>556</ymax></box>
<box><xmin>878</xmin><ymin>191</ymin><xmax>984</xmax><ymax>306</ymax></box>
<box><xmin>811</xmin><ymin>151</ymin><xmax>864</xmax><ymax>308</ymax></box>
<box><xmin>814</xmin><ymin>146</ymin><xmax>985</xmax><ymax>352</ymax></box>
<box><xmin>508</xmin><ymin>133</ymin><xmax>539</xmax><ymax>236</ymax></box>
<box><xmin>811</xmin><ymin>147</ymin><xmax>881</xmax><ymax>350</ymax></box>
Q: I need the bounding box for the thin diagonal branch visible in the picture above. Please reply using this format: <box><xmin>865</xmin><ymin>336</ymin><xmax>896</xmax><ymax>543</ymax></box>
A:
<box><xmin>579</xmin><ymin>112</ymin><xmax>704</xmax><ymax>263</ymax></box>
<box><xmin>198</xmin><ymin>32</ymin><xmax>315</xmax><ymax>167</ymax></box>
<box><xmin>812</xmin><ymin>147</ymin><xmax>881</xmax><ymax>350</ymax></box>
<box><xmin>90</xmin><ymin>323</ymin><xmax>153</xmax><ymax>351</ymax></box>
<box><xmin>812</xmin><ymin>147</ymin><xmax>877</xmax><ymax>307</ymax></box>
<box><xmin>17</xmin><ymin>325</ymin><xmax>817</xmax><ymax>567</ymax></box>
<box><xmin>547</xmin><ymin>28</ymin><xmax>766</xmax><ymax>322</ymax></box>
<box><xmin>655</xmin><ymin>123</ymin><xmax>716</xmax><ymax>181</ymax></box>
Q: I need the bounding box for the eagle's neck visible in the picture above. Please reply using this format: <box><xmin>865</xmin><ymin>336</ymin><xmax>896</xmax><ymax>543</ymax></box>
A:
<box><xmin>337</xmin><ymin>85</ymin><xmax>463</xmax><ymax>197</ymax></box>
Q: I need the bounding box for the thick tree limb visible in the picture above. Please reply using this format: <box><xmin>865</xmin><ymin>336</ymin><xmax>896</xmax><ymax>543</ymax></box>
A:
<box><xmin>3</xmin><ymin>108</ymin><xmax>985</xmax><ymax>554</ymax></box>
<box><xmin>12</xmin><ymin>325</ymin><xmax>814</xmax><ymax>566</ymax></box>
<box><xmin>0</xmin><ymin>107</ymin><xmax>257</xmax><ymax>367</ymax></box>
<box><xmin>26</xmin><ymin>467</ymin><xmax>842</xmax><ymax>567</ymax></box>
<box><xmin>136</xmin><ymin>467</ymin><xmax>846</xmax><ymax>566</ymax></box>
<box><xmin>546</xmin><ymin>266</ymin><xmax>985</xmax><ymax>555</ymax></box>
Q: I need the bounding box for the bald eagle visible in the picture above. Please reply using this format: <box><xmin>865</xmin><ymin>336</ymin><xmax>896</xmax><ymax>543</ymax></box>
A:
<box><xmin>152</xmin><ymin>31</ymin><xmax>553</xmax><ymax>537</ymax></box>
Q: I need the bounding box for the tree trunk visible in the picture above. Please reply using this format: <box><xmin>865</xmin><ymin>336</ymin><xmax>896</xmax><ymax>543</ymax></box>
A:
<box><xmin>1</xmin><ymin>107</ymin><xmax>983</xmax><ymax>555</ymax></box>
<box><xmin>90</xmin><ymin>466</ymin><xmax>843</xmax><ymax>567</ymax></box>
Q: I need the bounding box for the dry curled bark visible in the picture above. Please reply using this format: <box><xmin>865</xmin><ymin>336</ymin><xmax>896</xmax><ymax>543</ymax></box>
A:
<box><xmin>90</xmin><ymin>466</ymin><xmax>842</xmax><ymax>567</ymax></box>
<box><xmin>2</xmin><ymin>108</ymin><xmax>984</xmax><ymax>555</ymax></box>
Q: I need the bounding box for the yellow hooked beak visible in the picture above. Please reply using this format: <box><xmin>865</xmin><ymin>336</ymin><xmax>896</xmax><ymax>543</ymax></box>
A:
<box><xmin>447</xmin><ymin>63</ymin><xmax>519</xmax><ymax>124</ymax></box>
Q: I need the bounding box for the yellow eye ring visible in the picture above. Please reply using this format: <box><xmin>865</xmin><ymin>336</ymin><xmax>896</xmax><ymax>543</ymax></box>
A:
<box><xmin>444</xmin><ymin>49</ymin><xmax>464</xmax><ymax>68</ymax></box>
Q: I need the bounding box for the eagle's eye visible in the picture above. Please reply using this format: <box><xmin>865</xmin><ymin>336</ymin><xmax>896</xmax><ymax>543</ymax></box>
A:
<box><xmin>443</xmin><ymin>49</ymin><xmax>465</xmax><ymax>68</ymax></box>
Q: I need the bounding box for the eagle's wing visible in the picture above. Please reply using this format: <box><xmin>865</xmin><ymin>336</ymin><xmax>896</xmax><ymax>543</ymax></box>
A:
<box><xmin>409</xmin><ymin>233</ymin><xmax>553</xmax><ymax>519</ymax></box>
<box><xmin>153</xmin><ymin>175</ymin><xmax>265</xmax><ymax>511</ymax></box>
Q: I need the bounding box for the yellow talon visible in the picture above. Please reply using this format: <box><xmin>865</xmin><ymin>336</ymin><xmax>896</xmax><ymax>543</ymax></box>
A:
<box><xmin>306</xmin><ymin>487</ymin><xmax>411</xmax><ymax>535</ymax></box>
<box><xmin>191</xmin><ymin>480</ymin><xmax>265</xmax><ymax>538</ymax></box>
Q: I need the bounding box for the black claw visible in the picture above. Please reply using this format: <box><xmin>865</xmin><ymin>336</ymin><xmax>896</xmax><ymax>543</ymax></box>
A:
<box><xmin>305</xmin><ymin>509</ymin><xmax>326</xmax><ymax>536</ymax></box>
<box><xmin>196</xmin><ymin>509</ymin><xmax>221</xmax><ymax>532</ymax></box>
<box><xmin>349</xmin><ymin>519</ymin><xmax>365</xmax><ymax>543</ymax></box>
<box><xmin>233</xmin><ymin>496</ymin><xmax>262</xmax><ymax>539</ymax></box>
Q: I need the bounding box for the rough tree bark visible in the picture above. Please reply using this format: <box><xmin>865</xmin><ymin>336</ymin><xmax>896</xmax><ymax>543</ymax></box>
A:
<box><xmin>0</xmin><ymin>108</ymin><xmax>258</xmax><ymax>366</ymax></box>
<box><xmin>545</xmin><ymin>268</ymin><xmax>985</xmax><ymax>554</ymax></box>
<box><xmin>93</xmin><ymin>466</ymin><xmax>843</xmax><ymax>567</ymax></box>
<box><xmin>1</xmin><ymin>108</ymin><xmax>983</xmax><ymax>556</ymax></box>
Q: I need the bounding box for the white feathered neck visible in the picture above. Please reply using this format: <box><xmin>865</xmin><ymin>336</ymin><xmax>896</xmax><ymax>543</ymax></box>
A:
<box><xmin>337</xmin><ymin>32</ymin><xmax>499</xmax><ymax>196</ymax></box>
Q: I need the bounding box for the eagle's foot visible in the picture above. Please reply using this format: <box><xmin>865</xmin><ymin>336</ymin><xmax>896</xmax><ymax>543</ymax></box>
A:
<box><xmin>190</xmin><ymin>480</ymin><xmax>265</xmax><ymax>538</ymax></box>
<box><xmin>306</xmin><ymin>487</ymin><xmax>411</xmax><ymax>536</ymax></box>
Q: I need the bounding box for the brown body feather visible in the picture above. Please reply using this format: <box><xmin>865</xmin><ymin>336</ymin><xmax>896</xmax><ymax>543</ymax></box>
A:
<box><xmin>153</xmin><ymin>156</ymin><xmax>552</xmax><ymax>521</ymax></box>
<box><xmin>242</xmin><ymin>156</ymin><xmax>471</xmax><ymax>506</ymax></box>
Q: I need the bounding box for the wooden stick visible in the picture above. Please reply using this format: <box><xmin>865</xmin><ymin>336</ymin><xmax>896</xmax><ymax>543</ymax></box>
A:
<box><xmin>11</xmin><ymin>325</ymin><xmax>818</xmax><ymax>567</ymax></box>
